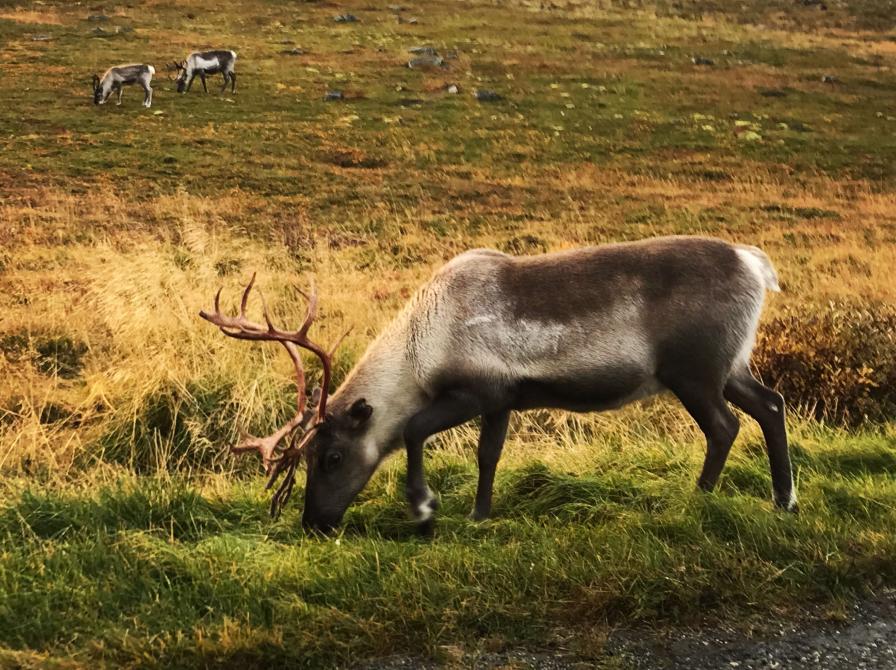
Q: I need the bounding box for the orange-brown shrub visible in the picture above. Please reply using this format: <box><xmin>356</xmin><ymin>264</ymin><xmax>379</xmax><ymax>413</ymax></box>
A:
<box><xmin>754</xmin><ymin>302</ymin><xmax>896</xmax><ymax>425</ymax></box>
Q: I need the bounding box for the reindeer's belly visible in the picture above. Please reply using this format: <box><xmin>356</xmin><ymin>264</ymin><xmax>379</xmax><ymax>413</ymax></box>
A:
<box><xmin>509</xmin><ymin>369</ymin><xmax>662</xmax><ymax>412</ymax></box>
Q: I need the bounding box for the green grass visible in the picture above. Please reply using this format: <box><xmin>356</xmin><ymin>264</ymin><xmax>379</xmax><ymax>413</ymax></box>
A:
<box><xmin>2</xmin><ymin>423</ymin><xmax>895</xmax><ymax>668</ymax></box>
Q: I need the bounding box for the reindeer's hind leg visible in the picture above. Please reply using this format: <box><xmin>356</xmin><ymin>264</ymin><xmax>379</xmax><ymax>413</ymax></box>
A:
<box><xmin>230</xmin><ymin>71</ymin><xmax>236</xmax><ymax>93</ymax></box>
<box><xmin>142</xmin><ymin>80</ymin><xmax>153</xmax><ymax>108</ymax></box>
<box><xmin>724</xmin><ymin>368</ymin><xmax>796</xmax><ymax>510</ymax></box>
<box><xmin>471</xmin><ymin>409</ymin><xmax>511</xmax><ymax>521</ymax></box>
<box><xmin>662</xmin><ymin>373</ymin><xmax>740</xmax><ymax>495</ymax></box>
<box><xmin>220</xmin><ymin>72</ymin><xmax>229</xmax><ymax>93</ymax></box>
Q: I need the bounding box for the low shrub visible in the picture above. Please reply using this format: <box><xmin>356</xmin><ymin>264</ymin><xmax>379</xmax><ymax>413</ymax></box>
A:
<box><xmin>754</xmin><ymin>302</ymin><xmax>896</xmax><ymax>425</ymax></box>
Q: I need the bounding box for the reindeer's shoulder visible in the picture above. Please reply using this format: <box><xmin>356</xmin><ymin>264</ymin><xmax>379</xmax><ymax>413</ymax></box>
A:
<box><xmin>437</xmin><ymin>248</ymin><xmax>508</xmax><ymax>276</ymax></box>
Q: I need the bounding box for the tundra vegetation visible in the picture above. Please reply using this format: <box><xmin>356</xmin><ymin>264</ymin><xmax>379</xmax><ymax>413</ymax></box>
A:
<box><xmin>1</xmin><ymin>0</ymin><xmax>895</xmax><ymax>667</ymax></box>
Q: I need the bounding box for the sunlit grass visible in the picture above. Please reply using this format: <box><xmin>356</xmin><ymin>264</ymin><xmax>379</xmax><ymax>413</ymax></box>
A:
<box><xmin>1</xmin><ymin>0</ymin><xmax>896</xmax><ymax>666</ymax></box>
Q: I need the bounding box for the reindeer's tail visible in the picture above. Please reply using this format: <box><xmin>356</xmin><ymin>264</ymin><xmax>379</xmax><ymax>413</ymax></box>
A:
<box><xmin>735</xmin><ymin>245</ymin><xmax>781</xmax><ymax>292</ymax></box>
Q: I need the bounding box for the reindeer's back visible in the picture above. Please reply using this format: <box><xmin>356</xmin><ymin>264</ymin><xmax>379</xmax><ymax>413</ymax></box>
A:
<box><xmin>407</xmin><ymin>237</ymin><xmax>769</xmax><ymax>393</ymax></box>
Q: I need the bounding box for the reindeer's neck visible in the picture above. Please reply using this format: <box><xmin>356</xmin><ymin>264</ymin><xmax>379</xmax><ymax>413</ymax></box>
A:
<box><xmin>329</xmin><ymin>320</ymin><xmax>425</xmax><ymax>454</ymax></box>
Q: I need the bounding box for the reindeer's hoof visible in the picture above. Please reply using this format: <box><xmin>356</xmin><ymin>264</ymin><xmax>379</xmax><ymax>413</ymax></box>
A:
<box><xmin>775</xmin><ymin>491</ymin><xmax>799</xmax><ymax>513</ymax></box>
<box><xmin>416</xmin><ymin>517</ymin><xmax>436</xmax><ymax>537</ymax></box>
<box><xmin>468</xmin><ymin>508</ymin><xmax>490</xmax><ymax>522</ymax></box>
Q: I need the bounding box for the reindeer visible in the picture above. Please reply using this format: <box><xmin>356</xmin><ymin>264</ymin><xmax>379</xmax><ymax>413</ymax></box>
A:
<box><xmin>201</xmin><ymin>236</ymin><xmax>796</xmax><ymax>533</ymax></box>
<box><xmin>171</xmin><ymin>50</ymin><xmax>237</xmax><ymax>94</ymax></box>
<box><xmin>92</xmin><ymin>64</ymin><xmax>155</xmax><ymax>107</ymax></box>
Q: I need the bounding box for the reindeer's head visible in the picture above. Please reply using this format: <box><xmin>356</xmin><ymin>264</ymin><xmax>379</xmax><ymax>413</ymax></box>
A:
<box><xmin>92</xmin><ymin>74</ymin><xmax>105</xmax><ymax>104</ymax></box>
<box><xmin>200</xmin><ymin>276</ymin><xmax>378</xmax><ymax>533</ymax></box>
<box><xmin>300</xmin><ymin>396</ymin><xmax>379</xmax><ymax>532</ymax></box>
<box><xmin>171</xmin><ymin>60</ymin><xmax>188</xmax><ymax>93</ymax></box>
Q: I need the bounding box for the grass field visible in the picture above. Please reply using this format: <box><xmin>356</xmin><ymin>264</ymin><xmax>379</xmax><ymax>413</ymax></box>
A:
<box><xmin>1</xmin><ymin>0</ymin><xmax>896</xmax><ymax>667</ymax></box>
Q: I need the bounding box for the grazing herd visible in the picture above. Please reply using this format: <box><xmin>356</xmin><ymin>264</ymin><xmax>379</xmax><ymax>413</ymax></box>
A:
<box><xmin>91</xmin><ymin>49</ymin><xmax>237</xmax><ymax>107</ymax></box>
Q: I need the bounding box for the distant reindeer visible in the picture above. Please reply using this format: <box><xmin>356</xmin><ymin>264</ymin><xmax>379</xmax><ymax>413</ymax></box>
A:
<box><xmin>201</xmin><ymin>236</ymin><xmax>796</xmax><ymax>533</ymax></box>
<box><xmin>172</xmin><ymin>50</ymin><xmax>237</xmax><ymax>94</ymax></box>
<box><xmin>92</xmin><ymin>64</ymin><xmax>155</xmax><ymax>107</ymax></box>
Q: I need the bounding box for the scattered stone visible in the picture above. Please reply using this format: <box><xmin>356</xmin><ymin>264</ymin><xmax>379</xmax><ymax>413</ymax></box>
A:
<box><xmin>692</xmin><ymin>56</ymin><xmax>715</xmax><ymax>66</ymax></box>
<box><xmin>30</xmin><ymin>34</ymin><xmax>53</xmax><ymax>41</ymax></box>
<box><xmin>324</xmin><ymin>89</ymin><xmax>344</xmax><ymax>101</ymax></box>
<box><xmin>397</xmin><ymin>16</ymin><xmax>418</xmax><ymax>24</ymax></box>
<box><xmin>87</xmin><ymin>13</ymin><xmax>109</xmax><ymax>21</ymax></box>
<box><xmin>446</xmin><ymin>84</ymin><xmax>459</xmax><ymax>94</ymax></box>
<box><xmin>334</xmin><ymin>14</ymin><xmax>358</xmax><ymax>23</ymax></box>
<box><xmin>821</xmin><ymin>74</ymin><xmax>838</xmax><ymax>84</ymax></box>
<box><xmin>737</xmin><ymin>130</ymin><xmax>762</xmax><ymax>142</ymax></box>
<box><xmin>474</xmin><ymin>89</ymin><xmax>501</xmax><ymax>102</ymax></box>
<box><xmin>281</xmin><ymin>47</ymin><xmax>305</xmax><ymax>56</ymax></box>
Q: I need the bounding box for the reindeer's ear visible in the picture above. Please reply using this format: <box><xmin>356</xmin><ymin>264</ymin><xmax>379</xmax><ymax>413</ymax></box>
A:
<box><xmin>348</xmin><ymin>398</ymin><xmax>373</xmax><ymax>427</ymax></box>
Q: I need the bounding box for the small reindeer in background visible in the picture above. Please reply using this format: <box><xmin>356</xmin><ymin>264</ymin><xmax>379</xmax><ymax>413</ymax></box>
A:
<box><xmin>92</xmin><ymin>64</ymin><xmax>155</xmax><ymax>107</ymax></box>
<box><xmin>172</xmin><ymin>50</ymin><xmax>237</xmax><ymax>94</ymax></box>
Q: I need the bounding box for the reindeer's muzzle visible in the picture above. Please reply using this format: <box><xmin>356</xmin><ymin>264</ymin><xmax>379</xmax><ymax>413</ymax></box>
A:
<box><xmin>301</xmin><ymin>515</ymin><xmax>340</xmax><ymax>535</ymax></box>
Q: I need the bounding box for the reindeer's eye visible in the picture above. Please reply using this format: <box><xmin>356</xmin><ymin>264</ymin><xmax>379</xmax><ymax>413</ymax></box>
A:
<box><xmin>323</xmin><ymin>450</ymin><xmax>343</xmax><ymax>473</ymax></box>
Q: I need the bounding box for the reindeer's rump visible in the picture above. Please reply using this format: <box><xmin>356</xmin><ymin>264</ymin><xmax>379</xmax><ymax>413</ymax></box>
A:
<box><xmin>409</xmin><ymin>236</ymin><xmax>771</xmax><ymax>402</ymax></box>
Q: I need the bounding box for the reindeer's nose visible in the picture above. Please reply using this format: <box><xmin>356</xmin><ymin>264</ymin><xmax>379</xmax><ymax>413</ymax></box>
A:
<box><xmin>302</xmin><ymin>514</ymin><xmax>337</xmax><ymax>535</ymax></box>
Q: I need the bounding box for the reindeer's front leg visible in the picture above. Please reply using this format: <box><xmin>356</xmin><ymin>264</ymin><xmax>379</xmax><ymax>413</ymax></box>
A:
<box><xmin>199</xmin><ymin>72</ymin><xmax>208</xmax><ymax>93</ymax></box>
<box><xmin>403</xmin><ymin>391</ymin><xmax>481</xmax><ymax>534</ymax></box>
<box><xmin>116</xmin><ymin>85</ymin><xmax>123</xmax><ymax>106</ymax></box>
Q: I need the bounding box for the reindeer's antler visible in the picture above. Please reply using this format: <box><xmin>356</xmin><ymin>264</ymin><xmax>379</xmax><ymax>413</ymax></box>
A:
<box><xmin>200</xmin><ymin>273</ymin><xmax>347</xmax><ymax>517</ymax></box>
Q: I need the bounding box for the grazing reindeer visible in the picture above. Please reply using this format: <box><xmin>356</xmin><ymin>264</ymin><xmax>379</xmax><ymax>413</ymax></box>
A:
<box><xmin>201</xmin><ymin>236</ymin><xmax>796</xmax><ymax>534</ymax></box>
<box><xmin>92</xmin><ymin>64</ymin><xmax>155</xmax><ymax>107</ymax></box>
<box><xmin>172</xmin><ymin>50</ymin><xmax>237</xmax><ymax>94</ymax></box>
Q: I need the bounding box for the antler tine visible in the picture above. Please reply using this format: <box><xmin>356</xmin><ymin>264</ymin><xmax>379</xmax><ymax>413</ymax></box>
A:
<box><xmin>328</xmin><ymin>327</ymin><xmax>352</xmax><ymax>358</ymax></box>
<box><xmin>297</xmin><ymin>281</ymin><xmax>318</xmax><ymax>338</ymax></box>
<box><xmin>213</xmin><ymin>286</ymin><xmax>223</xmax><ymax>315</ymax></box>
<box><xmin>240</xmin><ymin>272</ymin><xmax>257</xmax><ymax>319</ymax></box>
<box><xmin>281</xmin><ymin>341</ymin><xmax>308</xmax><ymax>422</ymax></box>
